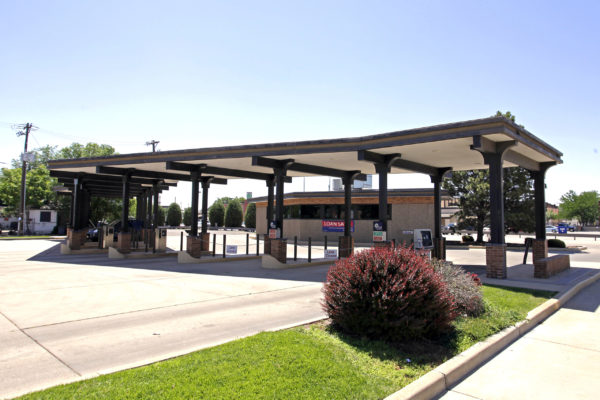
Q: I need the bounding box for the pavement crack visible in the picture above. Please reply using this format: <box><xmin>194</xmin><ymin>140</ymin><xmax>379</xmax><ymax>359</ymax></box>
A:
<box><xmin>0</xmin><ymin>310</ymin><xmax>82</xmax><ymax>377</ymax></box>
<box><xmin>525</xmin><ymin>336</ymin><xmax>600</xmax><ymax>353</ymax></box>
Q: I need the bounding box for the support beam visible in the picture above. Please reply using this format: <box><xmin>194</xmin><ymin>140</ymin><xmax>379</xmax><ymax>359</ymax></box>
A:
<box><xmin>266</xmin><ymin>177</ymin><xmax>275</xmax><ymax>230</ymax></box>
<box><xmin>121</xmin><ymin>174</ymin><xmax>131</xmax><ymax>233</ymax></box>
<box><xmin>532</xmin><ymin>162</ymin><xmax>556</xmax><ymax>240</ymax></box>
<box><xmin>166</xmin><ymin>161</ymin><xmax>276</xmax><ymax>182</ymax></box>
<box><xmin>200</xmin><ymin>178</ymin><xmax>212</xmax><ymax>234</ymax></box>
<box><xmin>252</xmin><ymin>157</ymin><xmax>365</xmax><ymax>180</ymax></box>
<box><xmin>190</xmin><ymin>171</ymin><xmax>200</xmax><ymax>237</ymax></box>
<box><xmin>341</xmin><ymin>171</ymin><xmax>361</xmax><ymax>237</ymax></box>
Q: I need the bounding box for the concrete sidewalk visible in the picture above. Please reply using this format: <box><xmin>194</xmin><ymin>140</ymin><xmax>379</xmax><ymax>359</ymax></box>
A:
<box><xmin>439</xmin><ymin>278</ymin><xmax>600</xmax><ymax>400</ymax></box>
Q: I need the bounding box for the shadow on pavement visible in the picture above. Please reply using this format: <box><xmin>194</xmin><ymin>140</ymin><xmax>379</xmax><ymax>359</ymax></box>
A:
<box><xmin>27</xmin><ymin>242</ymin><xmax>331</xmax><ymax>284</ymax></box>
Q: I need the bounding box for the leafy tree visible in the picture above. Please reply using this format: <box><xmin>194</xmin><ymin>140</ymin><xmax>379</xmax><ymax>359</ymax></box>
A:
<box><xmin>183</xmin><ymin>207</ymin><xmax>193</xmax><ymax>226</ymax></box>
<box><xmin>224</xmin><ymin>199</ymin><xmax>243</xmax><ymax>227</ymax></box>
<box><xmin>158</xmin><ymin>206</ymin><xmax>166</xmax><ymax>226</ymax></box>
<box><xmin>56</xmin><ymin>143</ymin><xmax>117</xmax><ymax>159</ymax></box>
<box><xmin>0</xmin><ymin>165</ymin><xmax>54</xmax><ymax>214</ymax></box>
<box><xmin>559</xmin><ymin>190</ymin><xmax>599</xmax><ymax>225</ymax></box>
<box><xmin>244</xmin><ymin>202</ymin><xmax>256</xmax><ymax>229</ymax></box>
<box><xmin>209</xmin><ymin>201</ymin><xmax>225</xmax><ymax>227</ymax></box>
<box><xmin>166</xmin><ymin>203</ymin><xmax>182</xmax><ymax>226</ymax></box>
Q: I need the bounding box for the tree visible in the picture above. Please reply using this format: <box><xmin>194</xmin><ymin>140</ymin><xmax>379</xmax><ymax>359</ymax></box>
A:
<box><xmin>442</xmin><ymin>111</ymin><xmax>536</xmax><ymax>242</ymax></box>
<box><xmin>244</xmin><ymin>202</ymin><xmax>256</xmax><ymax>229</ymax></box>
<box><xmin>158</xmin><ymin>207</ymin><xmax>166</xmax><ymax>226</ymax></box>
<box><xmin>56</xmin><ymin>143</ymin><xmax>116</xmax><ymax>159</ymax></box>
<box><xmin>559</xmin><ymin>190</ymin><xmax>599</xmax><ymax>226</ymax></box>
<box><xmin>166</xmin><ymin>203</ymin><xmax>182</xmax><ymax>226</ymax></box>
<box><xmin>183</xmin><ymin>207</ymin><xmax>193</xmax><ymax>226</ymax></box>
<box><xmin>224</xmin><ymin>199</ymin><xmax>243</xmax><ymax>227</ymax></box>
<box><xmin>209</xmin><ymin>201</ymin><xmax>225</xmax><ymax>227</ymax></box>
<box><xmin>0</xmin><ymin>165</ymin><xmax>54</xmax><ymax>215</ymax></box>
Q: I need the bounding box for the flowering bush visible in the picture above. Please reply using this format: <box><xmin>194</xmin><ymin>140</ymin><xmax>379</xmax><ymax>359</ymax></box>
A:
<box><xmin>431</xmin><ymin>259</ymin><xmax>484</xmax><ymax>317</ymax></box>
<box><xmin>322</xmin><ymin>246</ymin><xmax>457</xmax><ymax>341</ymax></box>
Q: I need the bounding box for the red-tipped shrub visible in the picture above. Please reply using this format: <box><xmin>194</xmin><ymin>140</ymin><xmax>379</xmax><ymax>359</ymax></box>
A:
<box><xmin>322</xmin><ymin>246</ymin><xmax>457</xmax><ymax>341</ymax></box>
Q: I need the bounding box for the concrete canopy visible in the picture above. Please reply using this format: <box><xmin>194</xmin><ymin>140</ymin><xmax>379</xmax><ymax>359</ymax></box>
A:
<box><xmin>47</xmin><ymin>117</ymin><xmax>562</xmax><ymax>181</ymax></box>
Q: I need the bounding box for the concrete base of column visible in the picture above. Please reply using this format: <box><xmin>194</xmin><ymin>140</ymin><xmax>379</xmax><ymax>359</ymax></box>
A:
<box><xmin>532</xmin><ymin>239</ymin><xmax>548</xmax><ymax>262</ymax></box>
<box><xmin>270</xmin><ymin>238</ymin><xmax>287</xmax><ymax>263</ymax></box>
<box><xmin>338</xmin><ymin>236</ymin><xmax>354</xmax><ymax>258</ymax></box>
<box><xmin>67</xmin><ymin>228</ymin><xmax>87</xmax><ymax>250</ymax></box>
<box><xmin>486</xmin><ymin>243</ymin><xmax>507</xmax><ymax>279</ymax></box>
<box><xmin>433</xmin><ymin>237</ymin><xmax>446</xmax><ymax>260</ymax></box>
<box><xmin>264</xmin><ymin>237</ymin><xmax>271</xmax><ymax>255</ymax></box>
<box><xmin>117</xmin><ymin>232</ymin><xmax>132</xmax><ymax>254</ymax></box>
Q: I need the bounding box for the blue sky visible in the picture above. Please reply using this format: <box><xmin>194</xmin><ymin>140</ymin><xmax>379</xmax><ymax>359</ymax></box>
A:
<box><xmin>1</xmin><ymin>1</ymin><xmax>598</xmax><ymax>206</ymax></box>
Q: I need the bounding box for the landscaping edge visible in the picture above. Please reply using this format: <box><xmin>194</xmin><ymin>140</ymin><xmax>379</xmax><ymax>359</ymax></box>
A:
<box><xmin>383</xmin><ymin>270</ymin><xmax>600</xmax><ymax>400</ymax></box>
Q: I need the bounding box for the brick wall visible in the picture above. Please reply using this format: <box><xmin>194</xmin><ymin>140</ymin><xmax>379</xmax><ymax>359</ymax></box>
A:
<box><xmin>270</xmin><ymin>239</ymin><xmax>287</xmax><ymax>263</ymax></box>
<box><xmin>534</xmin><ymin>255</ymin><xmax>570</xmax><ymax>278</ymax></box>
<box><xmin>117</xmin><ymin>232</ymin><xmax>131</xmax><ymax>253</ymax></box>
<box><xmin>486</xmin><ymin>243</ymin><xmax>507</xmax><ymax>279</ymax></box>
<box><xmin>532</xmin><ymin>239</ymin><xmax>548</xmax><ymax>262</ymax></box>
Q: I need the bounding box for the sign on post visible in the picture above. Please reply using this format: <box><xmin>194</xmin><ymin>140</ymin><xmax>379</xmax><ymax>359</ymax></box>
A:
<box><xmin>226</xmin><ymin>245</ymin><xmax>238</xmax><ymax>254</ymax></box>
<box><xmin>322</xmin><ymin>220</ymin><xmax>354</xmax><ymax>233</ymax></box>
<box><xmin>373</xmin><ymin>231</ymin><xmax>386</xmax><ymax>242</ymax></box>
<box><xmin>324</xmin><ymin>249</ymin><xmax>338</xmax><ymax>259</ymax></box>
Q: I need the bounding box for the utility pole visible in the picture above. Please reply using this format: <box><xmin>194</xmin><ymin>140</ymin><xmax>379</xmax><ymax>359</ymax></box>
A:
<box><xmin>15</xmin><ymin>123</ymin><xmax>36</xmax><ymax>235</ymax></box>
<box><xmin>146</xmin><ymin>140</ymin><xmax>159</xmax><ymax>152</ymax></box>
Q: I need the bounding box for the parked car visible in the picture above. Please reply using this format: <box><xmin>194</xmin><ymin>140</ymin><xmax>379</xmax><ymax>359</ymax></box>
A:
<box><xmin>442</xmin><ymin>223</ymin><xmax>457</xmax><ymax>234</ymax></box>
<box><xmin>87</xmin><ymin>227</ymin><xmax>99</xmax><ymax>242</ymax></box>
<box><xmin>546</xmin><ymin>225</ymin><xmax>558</xmax><ymax>233</ymax></box>
<box><xmin>557</xmin><ymin>223</ymin><xmax>575</xmax><ymax>232</ymax></box>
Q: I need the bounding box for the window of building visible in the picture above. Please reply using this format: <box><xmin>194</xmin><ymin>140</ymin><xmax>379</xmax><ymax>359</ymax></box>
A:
<box><xmin>40</xmin><ymin>211</ymin><xmax>51</xmax><ymax>222</ymax></box>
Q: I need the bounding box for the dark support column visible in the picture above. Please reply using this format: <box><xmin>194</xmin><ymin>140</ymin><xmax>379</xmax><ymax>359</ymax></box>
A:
<box><xmin>190</xmin><ymin>171</ymin><xmax>200</xmax><ymax>237</ymax></box>
<box><xmin>121</xmin><ymin>174</ymin><xmax>130</xmax><ymax>233</ymax></box>
<box><xmin>275</xmin><ymin>171</ymin><xmax>285</xmax><ymax>238</ymax></box>
<box><xmin>117</xmin><ymin>173</ymin><xmax>132</xmax><ymax>253</ymax></box>
<box><xmin>266</xmin><ymin>178</ymin><xmax>275</xmax><ymax>225</ymax></box>
<box><xmin>71</xmin><ymin>177</ymin><xmax>80</xmax><ymax>229</ymax></box>
<box><xmin>201</xmin><ymin>179</ymin><xmax>210</xmax><ymax>234</ymax></box>
<box><xmin>135</xmin><ymin>195</ymin><xmax>142</xmax><ymax>221</ymax></box>
<box><xmin>339</xmin><ymin>172</ymin><xmax>357</xmax><ymax>258</ymax></box>
<box><xmin>152</xmin><ymin>181</ymin><xmax>159</xmax><ymax>253</ymax></box>
<box><xmin>140</xmin><ymin>192</ymin><xmax>146</xmax><ymax>228</ymax></box>
<box><xmin>375</xmin><ymin>164</ymin><xmax>389</xmax><ymax>232</ymax></box>
<box><xmin>531</xmin><ymin>163</ymin><xmax>555</xmax><ymax>262</ymax></box>
<box><xmin>430</xmin><ymin>168</ymin><xmax>450</xmax><ymax>260</ymax></box>
<box><xmin>472</xmin><ymin>137</ymin><xmax>515</xmax><ymax>279</ymax></box>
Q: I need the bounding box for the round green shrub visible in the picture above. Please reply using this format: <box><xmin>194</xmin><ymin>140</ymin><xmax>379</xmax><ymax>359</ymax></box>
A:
<box><xmin>224</xmin><ymin>199</ymin><xmax>243</xmax><ymax>227</ymax></box>
<box><xmin>209</xmin><ymin>202</ymin><xmax>225</xmax><ymax>227</ymax></box>
<box><xmin>547</xmin><ymin>238</ymin><xmax>566</xmax><ymax>248</ymax></box>
<box><xmin>244</xmin><ymin>202</ymin><xmax>256</xmax><ymax>229</ymax></box>
<box><xmin>183</xmin><ymin>207</ymin><xmax>193</xmax><ymax>226</ymax></box>
<box><xmin>462</xmin><ymin>234</ymin><xmax>474</xmax><ymax>243</ymax></box>
<box><xmin>166</xmin><ymin>203</ymin><xmax>182</xmax><ymax>227</ymax></box>
<box><xmin>431</xmin><ymin>259</ymin><xmax>484</xmax><ymax>317</ymax></box>
<box><xmin>323</xmin><ymin>246</ymin><xmax>457</xmax><ymax>341</ymax></box>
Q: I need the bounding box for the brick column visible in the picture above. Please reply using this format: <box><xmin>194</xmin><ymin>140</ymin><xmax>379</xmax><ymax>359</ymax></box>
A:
<box><xmin>264</xmin><ymin>237</ymin><xmax>272</xmax><ymax>255</ymax></box>
<box><xmin>270</xmin><ymin>238</ymin><xmax>287</xmax><ymax>263</ymax></box>
<box><xmin>486</xmin><ymin>243</ymin><xmax>507</xmax><ymax>279</ymax></box>
<box><xmin>117</xmin><ymin>232</ymin><xmax>131</xmax><ymax>254</ymax></box>
<box><xmin>338</xmin><ymin>236</ymin><xmax>354</xmax><ymax>258</ymax></box>
<box><xmin>187</xmin><ymin>236</ymin><xmax>203</xmax><ymax>257</ymax></box>
<box><xmin>67</xmin><ymin>228</ymin><xmax>86</xmax><ymax>250</ymax></box>
<box><xmin>433</xmin><ymin>237</ymin><xmax>446</xmax><ymax>260</ymax></box>
<box><xmin>373</xmin><ymin>241</ymin><xmax>393</xmax><ymax>249</ymax></box>
<box><xmin>532</xmin><ymin>239</ymin><xmax>548</xmax><ymax>262</ymax></box>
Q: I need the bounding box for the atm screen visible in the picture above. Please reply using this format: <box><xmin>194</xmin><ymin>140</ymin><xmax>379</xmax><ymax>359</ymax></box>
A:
<box><xmin>421</xmin><ymin>230</ymin><xmax>432</xmax><ymax>248</ymax></box>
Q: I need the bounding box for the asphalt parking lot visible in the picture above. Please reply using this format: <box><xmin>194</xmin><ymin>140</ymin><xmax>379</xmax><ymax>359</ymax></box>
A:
<box><xmin>0</xmin><ymin>238</ymin><xmax>331</xmax><ymax>399</ymax></box>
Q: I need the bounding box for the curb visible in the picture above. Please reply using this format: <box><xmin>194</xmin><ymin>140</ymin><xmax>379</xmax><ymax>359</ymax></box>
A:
<box><xmin>384</xmin><ymin>271</ymin><xmax>600</xmax><ymax>400</ymax></box>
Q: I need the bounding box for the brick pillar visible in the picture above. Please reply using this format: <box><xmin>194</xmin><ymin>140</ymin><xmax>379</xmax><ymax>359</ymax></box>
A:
<box><xmin>264</xmin><ymin>237</ymin><xmax>272</xmax><ymax>255</ymax></box>
<box><xmin>373</xmin><ymin>241</ymin><xmax>392</xmax><ymax>249</ymax></box>
<box><xmin>338</xmin><ymin>236</ymin><xmax>354</xmax><ymax>258</ymax></box>
<box><xmin>67</xmin><ymin>228</ymin><xmax>86</xmax><ymax>250</ymax></box>
<box><xmin>433</xmin><ymin>238</ymin><xmax>446</xmax><ymax>260</ymax></box>
<box><xmin>486</xmin><ymin>243</ymin><xmax>507</xmax><ymax>279</ymax></box>
<box><xmin>532</xmin><ymin>239</ymin><xmax>548</xmax><ymax>262</ymax></box>
<box><xmin>187</xmin><ymin>236</ymin><xmax>204</xmax><ymax>258</ymax></box>
<box><xmin>270</xmin><ymin>238</ymin><xmax>287</xmax><ymax>263</ymax></box>
<box><xmin>117</xmin><ymin>232</ymin><xmax>131</xmax><ymax>254</ymax></box>
<box><xmin>200</xmin><ymin>232</ymin><xmax>211</xmax><ymax>251</ymax></box>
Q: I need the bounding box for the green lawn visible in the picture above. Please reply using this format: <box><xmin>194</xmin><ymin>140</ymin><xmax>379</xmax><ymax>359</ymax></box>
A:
<box><xmin>18</xmin><ymin>285</ymin><xmax>555</xmax><ymax>400</ymax></box>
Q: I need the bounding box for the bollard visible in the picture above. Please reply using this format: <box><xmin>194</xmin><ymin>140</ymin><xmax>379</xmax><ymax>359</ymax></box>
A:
<box><xmin>392</xmin><ymin>238</ymin><xmax>396</xmax><ymax>248</ymax></box>
<box><xmin>246</xmin><ymin>233</ymin><xmax>249</xmax><ymax>255</ymax></box>
<box><xmin>256</xmin><ymin>233</ymin><xmax>260</xmax><ymax>256</ymax></box>
<box><xmin>308</xmin><ymin>237</ymin><xmax>312</xmax><ymax>263</ymax></box>
<box><xmin>324</xmin><ymin>236</ymin><xmax>327</xmax><ymax>250</ymax></box>
<box><xmin>294</xmin><ymin>236</ymin><xmax>297</xmax><ymax>261</ymax></box>
<box><xmin>213</xmin><ymin>233</ymin><xmax>216</xmax><ymax>256</ymax></box>
<box><xmin>180</xmin><ymin>231</ymin><xmax>184</xmax><ymax>251</ymax></box>
<box><xmin>223</xmin><ymin>234</ymin><xmax>226</xmax><ymax>258</ymax></box>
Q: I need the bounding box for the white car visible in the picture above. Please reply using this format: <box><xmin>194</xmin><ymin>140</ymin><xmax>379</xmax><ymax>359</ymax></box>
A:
<box><xmin>546</xmin><ymin>225</ymin><xmax>558</xmax><ymax>233</ymax></box>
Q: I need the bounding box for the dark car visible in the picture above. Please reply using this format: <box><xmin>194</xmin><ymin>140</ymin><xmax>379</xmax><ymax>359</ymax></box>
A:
<box><xmin>87</xmin><ymin>227</ymin><xmax>99</xmax><ymax>242</ymax></box>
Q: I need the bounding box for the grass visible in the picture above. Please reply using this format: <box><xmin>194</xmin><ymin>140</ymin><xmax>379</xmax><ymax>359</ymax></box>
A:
<box><xmin>18</xmin><ymin>285</ymin><xmax>555</xmax><ymax>400</ymax></box>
